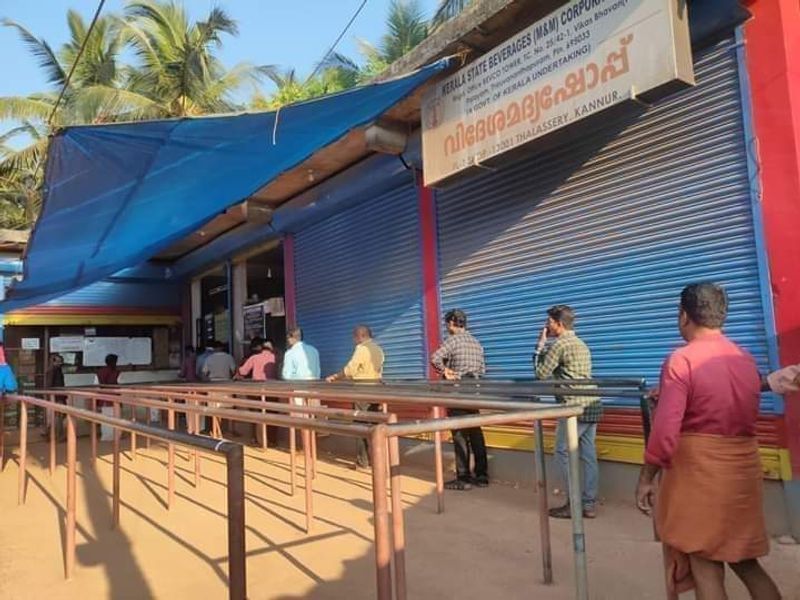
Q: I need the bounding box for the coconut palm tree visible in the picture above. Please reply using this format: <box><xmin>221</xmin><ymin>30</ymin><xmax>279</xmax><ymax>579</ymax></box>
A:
<box><xmin>358</xmin><ymin>0</ymin><xmax>429</xmax><ymax>79</ymax></box>
<box><xmin>0</xmin><ymin>11</ymin><xmax>141</xmax><ymax>225</ymax></box>
<box><xmin>0</xmin><ymin>1</ymin><xmax>269</xmax><ymax>226</ymax></box>
<box><xmin>120</xmin><ymin>1</ymin><xmax>271</xmax><ymax>117</ymax></box>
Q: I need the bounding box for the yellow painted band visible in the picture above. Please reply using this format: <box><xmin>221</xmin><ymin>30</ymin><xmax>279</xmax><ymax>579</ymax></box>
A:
<box><xmin>409</xmin><ymin>425</ymin><xmax>789</xmax><ymax>481</ymax></box>
<box><xmin>3</xmin><ymin>314</ymin><xmax>181</xmax><ymax>326</ymax></box>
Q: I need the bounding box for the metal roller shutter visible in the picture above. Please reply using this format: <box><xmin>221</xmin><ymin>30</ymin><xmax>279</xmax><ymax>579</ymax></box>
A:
<box><xmin>437</xmin><ymin>38</ymin><xmax>778</xmax><ymax>412</ymax></box>
<box><xmin>294</xmin><ymin>182</ymin><xmax>425</xmax><ymax>378</ymax></box>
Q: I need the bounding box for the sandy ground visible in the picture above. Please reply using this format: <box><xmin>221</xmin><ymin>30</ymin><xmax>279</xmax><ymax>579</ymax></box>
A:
<box><xmin>0</xmin><ymin>435</ymin><xmax>798</xmax><ymax>600</ymax></box>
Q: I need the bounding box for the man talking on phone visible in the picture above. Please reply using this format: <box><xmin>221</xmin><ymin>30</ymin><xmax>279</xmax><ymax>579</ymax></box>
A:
<box><xmin>533</xmin><ymin>305</ymin><xmax>599</xmax><ymax>519</ymax></box>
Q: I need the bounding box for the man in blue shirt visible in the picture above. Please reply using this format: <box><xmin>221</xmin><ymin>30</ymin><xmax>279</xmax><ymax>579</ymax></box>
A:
<box><xmin>282</xmin><ymin>327</ymin><xmax>321</xmax><ymax>381</ymax></box>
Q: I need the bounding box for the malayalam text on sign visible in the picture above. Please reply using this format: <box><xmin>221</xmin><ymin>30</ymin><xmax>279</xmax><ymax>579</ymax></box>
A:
<box><xmin>421</xmin><ymin>0</ymin><xmax>694</xmax><ymax>185</ymax></box>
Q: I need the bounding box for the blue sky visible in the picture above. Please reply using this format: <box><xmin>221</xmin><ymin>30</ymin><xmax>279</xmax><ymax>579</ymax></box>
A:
<box><xmin>0</xmin><ymin>0</ymin><xmax>441</xmax><ymax>99</ymax></box>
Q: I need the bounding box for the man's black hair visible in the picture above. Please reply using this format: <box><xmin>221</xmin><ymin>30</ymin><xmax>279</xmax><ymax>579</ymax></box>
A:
<box><xmin>105</xmin><ymin>353</ymin><xmax>118</xmax><ymax>367</ymax></box>
<box><xmin>680</xmin><ymin>282</ymin><xmax>728</xmax><ymax>329</ymax></box>
<box><xmin>547</xmin><ymin>305</ymin><xmax>576</xmax><ymax>329</ymax></box>
<box><xmin>444</xmin><ymin>309</ymin><xmax>468</xmax><ymax>328</ymax></box>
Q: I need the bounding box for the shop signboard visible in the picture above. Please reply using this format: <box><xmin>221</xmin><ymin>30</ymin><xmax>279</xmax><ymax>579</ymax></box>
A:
<box><xmin>422</xmin><ymin>0</ymin><xmax>694</xmax><ymax>185</ymax></box>
<box><xmin>243</xmin><ymin>302</ymin><xmax>266</xmax><ymax>341</ymax></box>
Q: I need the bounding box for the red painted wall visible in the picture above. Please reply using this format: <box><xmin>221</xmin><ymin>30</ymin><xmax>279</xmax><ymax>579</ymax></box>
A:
<box><xmin>418</xmin><ymin>180</ymin><xmax>443</xmax><ymax>379</ymax></box>
<box><xmin>283</xmin><ymin>235</ymin><xmax>297</xmax><ymax>329</ymax></box>
<box><xmin>744</xmin><ymin>0</ymin><xmax>800</xmax><ymax>474</ymax></box>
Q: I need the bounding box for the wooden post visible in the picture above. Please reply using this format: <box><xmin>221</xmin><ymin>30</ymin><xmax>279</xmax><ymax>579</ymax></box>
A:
<box><xmin>65</xmin><ymin>414</ymin><xmax>77</xmax><ymax>580</ymax></box>
<box><xmin>113</xmin><ymin>403</ymin><xmax>121</xmax><ymax>529</ymax></box>
<box><xmin>303</xmin><ymin>429</ymin><xmax>314</xmax><ymax>533</ymax></box>
<box><xmin>18</xmin><ymin>400</ymin><xmax>27</xmax><ymax>505</ymax></box>
<box><xmin>90</xmin><ymin>397</ymin><xmax>97</xmax><ymax>467</ymax></box>
<box><xmin>168</xmin><ymin>408</ymin><xmax>175</xmax><ymax>509</ymax></box>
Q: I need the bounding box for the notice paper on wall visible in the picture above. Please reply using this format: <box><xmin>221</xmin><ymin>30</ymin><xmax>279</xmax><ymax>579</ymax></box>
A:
<box><xmin>50</xmin><ymin>336</ymin><xmax>85</xmax><ymax>353</ymax></box>
<box><xmin>267</xmin><ymin>297</ymin><xmax>285</xmax><ymax>317</ymax></box>
<box><xmin>83</xmin><ymin>337</ymin><xmax>152</xmax><ymax>367</ymax></box>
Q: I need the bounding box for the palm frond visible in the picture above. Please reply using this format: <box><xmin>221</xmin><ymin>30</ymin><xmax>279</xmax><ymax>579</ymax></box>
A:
<box><xmin>0</xmin><ymin>96</ymin><xmax>55</xmax><ymax>123</ymax></box>
<box><xmin>1</xmin><ymin>18</ymin><xmax>67</xmax><ymax>87</ymax></box>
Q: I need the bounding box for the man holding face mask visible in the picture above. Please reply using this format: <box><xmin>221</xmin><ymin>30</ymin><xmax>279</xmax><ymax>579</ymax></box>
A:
<box><xmin>533</xmin><ymin>304</ymin><xmax>599</xmax><ymax>519</ymax></box>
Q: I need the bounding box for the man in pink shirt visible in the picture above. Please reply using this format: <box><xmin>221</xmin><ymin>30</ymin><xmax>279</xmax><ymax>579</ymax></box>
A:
<box><xmin>237</xmin><ymin>340</ymin><xmax>277</xmax><ymax>382</ymax></box>
<box><xmin>635</xmin><ymin>283</ymin><xmax>780</xmax><ymax>599</ymax></box>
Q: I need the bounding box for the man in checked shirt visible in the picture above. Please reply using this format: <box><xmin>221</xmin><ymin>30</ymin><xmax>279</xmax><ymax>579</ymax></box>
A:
<box><xmin>431</xmin><ymin>309</ymin><xmax>488</xmax><ymax>491</ymax></box>
<box><xmin>534</xmin><ymin>305</ymin><xmax>600</xmax><ymax>519</ymax></box>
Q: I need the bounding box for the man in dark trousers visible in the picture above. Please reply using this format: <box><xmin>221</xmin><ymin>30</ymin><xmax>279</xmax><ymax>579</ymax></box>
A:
<box><xmin>431</xmin><ymin>309</ymin><xmax>488</xmax><ymax>491</ymax></box>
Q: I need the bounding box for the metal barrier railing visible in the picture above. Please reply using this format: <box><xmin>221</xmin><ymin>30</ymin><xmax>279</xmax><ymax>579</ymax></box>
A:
<box><xmin>1</xmin><ymin>394</ymin><xmax>247</xmax><ymax>600</ymax></box>
<box><xmin>4</xmin><ymin>381</ymin><xmax>635</xmax><ymax>600</ymax></box>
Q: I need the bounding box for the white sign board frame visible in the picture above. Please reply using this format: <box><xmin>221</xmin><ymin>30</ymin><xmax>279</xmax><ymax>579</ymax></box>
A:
<box><xmin>422</xmin><ymin>0</ymin><xmax>694</xmax><ymax>185</ymax></box>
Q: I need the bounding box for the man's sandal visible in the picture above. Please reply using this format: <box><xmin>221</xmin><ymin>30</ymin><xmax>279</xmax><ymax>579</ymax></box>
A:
<box><xmin>444</xmin><ymin>479</ymin><xmax>472</xmax><ymax>491</ymax></box>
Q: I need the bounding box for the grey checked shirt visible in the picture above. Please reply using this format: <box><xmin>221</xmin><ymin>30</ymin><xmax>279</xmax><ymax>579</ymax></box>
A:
<box><xmin>431</xmin><ymin>331</ymin><xmax>486</xmax><ymax>378</ymax></box>
<box><xmin>534</xmin><ymin>330</ymin><xmax>601</xmax><ymax>422</ymax></box>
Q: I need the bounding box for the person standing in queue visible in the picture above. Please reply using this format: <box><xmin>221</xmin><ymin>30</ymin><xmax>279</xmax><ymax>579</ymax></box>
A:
<box><xmin>533</xmin><ymin>304</ymin><xmax>599</xmax><ymax>519</ymax></box>
<box><xmin>179</xmin><ymin>345</ymin><xmax>198</xmax><ymax>382</ymax></box>
<box><xmin>326</xmin><ymin>325</ymin><xmax>385</xmax><ymax>469</ymax></box>
<box><xmin>96</xmin><ymin>354</ymin><xmax>120</xmax><ymax>441</ymax></box>
<box><xmin>431</xmin><ymin>309</ymin><xmax>487</xmax><ymax>491</ymax></box>
<box><xmin>45</xmin><ymin>353</ymin><xmax>66</xmax><ymax>440</ymax></box>
<box><xmin>636</xmin><ymin>283</ymin><xmax>780</xmax><ymax>599</ymax></box>
<box><xmin>237</xmin><ymin>339</ymin><xmax>278</xmax><ymax>444</ymax></box>
<box><xmin>201</xmin><ymin>341</ymin><xmax>236</xmax><ymax>434</ymax></box>
<box><xmin>282</xmin><ymin>327</ymin><xmax>321</xmax><ymax>450</ymax></box>
<box><xmin>282</xmin><ymin>327</ymin><xmax>321</xmax><ymax>382</ymax></box>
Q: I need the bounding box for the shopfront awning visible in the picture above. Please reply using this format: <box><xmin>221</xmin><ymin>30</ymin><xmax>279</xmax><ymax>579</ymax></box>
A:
<box><xmin>2</xmin><ymin>59</ymin><xmax>449</xmax><ymax>312</ymax></box>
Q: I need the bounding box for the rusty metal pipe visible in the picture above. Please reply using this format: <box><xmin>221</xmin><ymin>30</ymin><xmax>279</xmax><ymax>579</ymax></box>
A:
<box><xmin>388</xmin><ymin>415</ymin><xmax>407</xmax><ymax>600</ymax></box>
<box><xmin>533</xmin><ymin>421</ymin><xmax>552</xmax><ymax>584</ymax></box>
<box><xmin>432</xmin><ymin>406</ymin><xmax>444</xmax><ymax>514</ymax></box>
<box><xmin>370</xmin><ymin>424</ymin><xmax>392</xmax><ymax>600</ymax></box>
<box><xmin>566</xmin><ymin>416</ymin><xmax>589</xmax><ymax>600</ymax></box>
<box><xmin>113</xmin><ymin>402</ymin><xmax>121</xmax><ymax>529</ymax></box>
<box><xmin>225</xmin><ymin>443</ymin><xmax>247</xmax><ymax>600</ymax></box>
<box><xmin>168</xmin><ymin>408</ymin><xmax>176</xmax><ymax>509</ymax></box>
<box><xmin>90</xmin><ymin>397</ymin><xmax>97</xmax><ymax>466</ymax></box>
<box><xmin>18</xmin><ymin>399</ymin><xmax>27</xmax><ymax>505</ymax></box>
<box><xmin>303</xmin><ymin>429</ymin><xmax>313</xmax><ymax>533</ymax></box>
<box><xmin>386</xmin><ymin>407</ymin><xmax>582</xmax><ymax>437</ymax></box>
<box><xmin>0</xmin><ymin>397</ymin><xmax>5</xmax><ymax>469</ymax></box>
<box><xmin>65</xmin><ymin>414</ymin><xmax>76</xmax><ymax>579</ymax></box>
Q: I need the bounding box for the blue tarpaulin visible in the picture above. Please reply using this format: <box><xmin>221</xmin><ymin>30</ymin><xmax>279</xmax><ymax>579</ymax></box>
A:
<box><xmin>3</xmin><ymin>60</ymin><xmax>449</xmax><ymax>311</ymax></box>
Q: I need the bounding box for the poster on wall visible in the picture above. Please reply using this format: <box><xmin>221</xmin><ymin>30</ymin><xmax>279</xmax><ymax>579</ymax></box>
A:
<box><xmin>214</xmin><ymin>312</ymin><xmax>230</xmax><ymax>345</ymax></box>
<box><xmin>421</xmin><ymin>0</ymin><xmax>694</xmax><ymax>185</ymax></box>
<box><xmin>83</xmin><ymin>337</ymin><xmax>152</xmax><ymax>367</ymax></box>
<box><xmin>267</xmin><ymin>297</ymin><xmax>285</xmax><ymax>317</ymax></box>
<box><xmin>21</xmin><ymin>338</ymin><xmax>40</xmax><ymax>350</ymax></box>
<box><xmin>243</xmin><ymin>303</ymin><xmax>266</xmax><ymax>341</ymax></box>
<box><xmin>50</xmin><ymin>336</ymin><xmax>85</xmax><ymax>352</ymax></box>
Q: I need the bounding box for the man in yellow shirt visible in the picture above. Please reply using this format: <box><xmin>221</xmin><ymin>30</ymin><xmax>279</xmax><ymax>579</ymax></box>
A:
<box><xmin>327</xmin><ymin>325</ymin><xmax>385</xmax><ymax>467</ymax></box>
